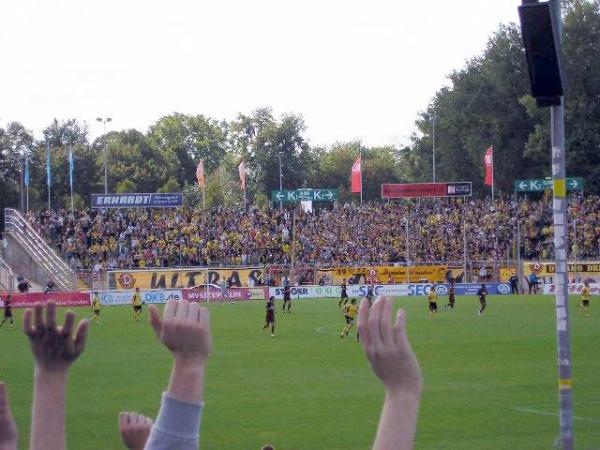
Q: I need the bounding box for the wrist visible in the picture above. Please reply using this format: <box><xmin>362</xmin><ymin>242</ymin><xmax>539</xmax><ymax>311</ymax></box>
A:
<box><xmin>173</xmin><ymin>354</ymin><xmax>207</xmax><ymax>371</ymax></box>
<box><xmin>384</xmin><ymin>385</ymin><xmax>422</xmax><ymax>403</ymax></box>
<box><xmin>35</xmin><ymin>366</ymin><xmax>70</xmax><ymax>384</ymax></box>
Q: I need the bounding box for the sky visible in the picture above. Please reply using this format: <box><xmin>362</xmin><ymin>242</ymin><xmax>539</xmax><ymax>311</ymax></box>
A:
<box><xmin>0</xmin><ymin>0</ymin><xmax>520</xmax><ymax>148</ymax></box>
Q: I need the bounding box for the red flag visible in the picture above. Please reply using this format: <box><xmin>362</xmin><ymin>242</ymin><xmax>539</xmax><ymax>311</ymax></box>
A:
<box><xmin>351</xmin><ymin>155</ymin><xmax>362</xmax><ymax>193</ymax></box>
<box><xmin>196</xmin><ymin>159</ymin><xmax>206</xmax><ymax>188</ymax></box>
<box><xmin>484</xmin><ymin>146</ymin><xmax>494</xmax><ymax>187</ymax></box>
<box><xmin>239</xmin><ymin>160</ymin><xmax>247</xmax><ymax>191</ymax></box>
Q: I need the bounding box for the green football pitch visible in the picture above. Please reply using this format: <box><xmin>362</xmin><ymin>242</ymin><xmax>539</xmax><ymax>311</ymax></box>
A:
<box><xmin>1</xmin><ymin>295</ymin><xmax>599</xmax><ymax>450</ymax></box>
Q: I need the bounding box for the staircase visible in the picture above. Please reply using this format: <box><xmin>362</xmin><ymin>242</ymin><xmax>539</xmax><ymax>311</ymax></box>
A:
<box><xmin>3</xmin><ymin>208</ymin><xmax>75</xmax><ymax>291</ymax></box>
<box><xmin>0</xmin><ymin>256</ymin><xmax>15</xmax><ymax>294</ymax></box>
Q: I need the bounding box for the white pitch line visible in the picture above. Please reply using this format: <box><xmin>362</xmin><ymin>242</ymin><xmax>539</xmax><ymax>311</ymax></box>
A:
<box><xmin>315</xmin><ymin>326</ymin><xmax>340</xmax><ymax>336</ymax></box>
<box><xmin>514</xmin><ymin>406</ymin><xmax>600</xmax><ymax>424</ymax></box>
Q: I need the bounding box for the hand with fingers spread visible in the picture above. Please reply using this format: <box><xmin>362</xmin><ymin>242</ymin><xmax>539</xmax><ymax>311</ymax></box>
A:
<box><xmin>24</xmin><ymin>301</ymin><xmax>90</xmax><ymax>450</ymax></box>
<box><xmin>23</xmin><ymin>301</ymin><xmax>89</xmax><ymax>373</ymax></box>
<box><xmin>358</xmin><ymin>297</ymin><xmax>422</xmax><ymax>450</ymax></box>
<box><xmin>119</xmin><ymin>412</ymin><xmax>153</xmax><ymax>450</ymax></box>
<box><xmin>0</xmin><ymin>383</ymin><xmax>18</xmax><ymax>450</ymax></box>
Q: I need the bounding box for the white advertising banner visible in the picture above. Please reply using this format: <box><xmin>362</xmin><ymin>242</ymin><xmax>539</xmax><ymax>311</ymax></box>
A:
<box><xmin>100</xmin><ymin>289</ymin><xmax>183</xmax><ymax>305</ymax></box>
<box><xmin>543</xmin><ymin>283</ymin><xmax>600</xmax><ymax>295</ymax></box>
<box><xmin>268</xmin><ymin>285</ymin><xmax>341</xmax><ymax>299</ymax></box>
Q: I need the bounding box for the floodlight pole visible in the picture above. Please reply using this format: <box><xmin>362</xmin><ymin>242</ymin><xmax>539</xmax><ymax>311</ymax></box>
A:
<box><xmin>549</xmin><ymin>1</ymin><xmax>574</xmax><ymax>448</ymax></box>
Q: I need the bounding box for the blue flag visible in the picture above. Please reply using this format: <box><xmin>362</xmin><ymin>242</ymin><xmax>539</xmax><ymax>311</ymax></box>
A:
<box><xmin>69</xmin><ymin>147</ymin><xmax>74</xmax><ymax>189</ymax></box>
<box><xmin>24</xmin><ymin>158</ymin><xmax>30</xmax><ymax>187</ymax></box>
<box><xmin>46</xmin><ymin>142</ymin><xmax>52</xmax><ymax>187</ymax></box>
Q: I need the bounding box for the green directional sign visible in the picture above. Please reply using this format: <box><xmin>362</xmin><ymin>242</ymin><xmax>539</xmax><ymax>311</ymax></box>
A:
<box><xmin>514</xmin><ymin>178</ymin><xmax>584</xmax><ymax>193</ymax></box>
<box><xmin>271</xmin><ymin>189</ymin><xmax>338</xmax><ymax>203</ymax></box>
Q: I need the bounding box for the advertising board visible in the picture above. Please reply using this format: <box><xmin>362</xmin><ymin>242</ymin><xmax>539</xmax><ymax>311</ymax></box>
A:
<box><xmin>0</xmin><ymin>292</ymin><xmax>91</xmax><ymax>308</ymax></box>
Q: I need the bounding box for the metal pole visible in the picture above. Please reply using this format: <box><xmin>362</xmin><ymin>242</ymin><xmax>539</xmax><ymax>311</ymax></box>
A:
<box><xmin>573</xmin><ymin>219</ymin><xmax>577</xmax><ymax>283</ymax></box>
<box><xmin>405</xmin><ymin>206</ymin><xmax>410</xmax><ymax>283</ymax></box>
<box><xmin>432</xmin><ymin>112</ymin><xmax>436</xmax><ymax>183</ymax></box>
<box><xmin>103</xmin><ymin>121</ymin><xmax>108</xmax><ymax>194</ymax></box>
<box><xmin>70</xmin><ymin>146</ymin><xmax>74</xmax><ymax>213</ymax></box>
<box><xmin>463</xmin><ymin>200</ymin><xmax>467</xmax><ymax>282</ymax></box>
<box><xmin>517</xmin><ymin>218</ymin><xmax>522</xmax><ymax>293</ymax></box>
<box><xmin>278</xmin><ymin>153</ymin><xmax>283</xmax><ymax>211</ymax></box>
<box><xmin>20</xmin><ymin>156</ymin><xmax>24</xmax><ymax>212</ymax></box>
<box><xmin>549</xmin><ymin>1</ymin><xmax>574</xmax><ymax>448</ymax></box>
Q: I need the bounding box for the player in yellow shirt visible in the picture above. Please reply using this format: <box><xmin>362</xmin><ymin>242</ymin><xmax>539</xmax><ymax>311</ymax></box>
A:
<box><xmin>340</xmin><ymin>299</ymin><xmax>358</xmax><ymax>338</ymax></box>
<box><xmin>132</xmin><ymin>287</ymin><xmax>143</xmax><ymax>321</ymax></box>
<box><xmin>582</xmin><ymin>282</ymin><xmax>591</xmax><ymax>317</ymax></box>
<box><xmin>91</xmin><ymin>291</ymin><xmax>102</xmax><ymax>324</ymax></box>
<box><xmin>428</xmin><ymin>286</ymin><xmax>439</xmax><ymax>319</ymax></box>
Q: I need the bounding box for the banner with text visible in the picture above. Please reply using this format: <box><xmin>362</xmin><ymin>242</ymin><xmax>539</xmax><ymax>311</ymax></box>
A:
<box><xmin>0</xmin><ymin>292</ymin><xmax>91</xmax><ymax>308</ymax></box>
<box><xmin>110</xmin><ymin>267</ymin><xmax>267</xmax><ymax>290</ymax></box>
<box><xmin>525</xmin><ymin>261</ymin><xmax>600</xmax><ymax>282</ymax></box>
<box><xmin>183</xmin><ymin>287</ymin><xmax>267</xmax><ymax>302</ymax></box>
<box><xmin>99</xmin><ymin>289</ymin><xmax>184</xmax><ymax>306</ymax></box>
<box><xmin>92</xmin><ymin>193</ymin><xmax>183</xmax><ymax>209</ymax></box>
<box><xmin>325</xmin><ymin>265</ymin><xmax>449</xmax><ymax>285</ymax></box>
<box><xmin>543</xmin><ymin>283</ymin><xmax>600</xmax><ymax>295</ymax></box>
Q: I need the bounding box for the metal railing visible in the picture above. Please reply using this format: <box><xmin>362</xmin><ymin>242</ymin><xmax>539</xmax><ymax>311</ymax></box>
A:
<box><xmin>4</xmin><ymin>208</ymin><xmax>75</xmax><ymax>291</ymax></box>
<box><xmin>0</xmin><ymin>256</ymin><xmax>15</xmax><ymax>294</ymax></box>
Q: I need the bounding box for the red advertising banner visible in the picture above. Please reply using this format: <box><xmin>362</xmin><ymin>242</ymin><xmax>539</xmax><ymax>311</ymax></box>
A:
<box><xmin>183</xmin><ymin>287</ymin><xmax>268</xmax><ymax>302</ymax></box>
<box><xmin>0</xmin><ymin>292</ymin><xmax>91</xmax><ymax>308</ymax></box>
<box><xmin>381</xmin><ymin>182</ymin><xmax>472</xmax><ymax>199</ymax></box>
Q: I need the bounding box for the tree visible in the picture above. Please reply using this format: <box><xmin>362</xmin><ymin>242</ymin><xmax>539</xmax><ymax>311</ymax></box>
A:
<box><xmin>92</xmin><ymin>129</ymin><xmax>178</xmax><ymax>194</ymax></box>
<box><xmin>230</xmin><ymin>108</ymin><xmax>314</xmax><ymax>198</ymax></box>
<box><xmin>147</xmin><ymin>113</ymin><xmax>228</xmax><ymax>187</ymax></box>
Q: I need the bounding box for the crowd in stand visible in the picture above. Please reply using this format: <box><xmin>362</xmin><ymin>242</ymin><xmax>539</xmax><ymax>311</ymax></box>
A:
<box><xmin>26</xmin><ymin>195</ymin><xmax>600</xmax><ymax>271</ymax></box>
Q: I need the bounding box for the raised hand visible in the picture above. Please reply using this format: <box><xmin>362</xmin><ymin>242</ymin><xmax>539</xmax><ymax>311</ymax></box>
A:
<box><xmin>149</xmin><ymin>300</ymin><xmax>212</xmax><ymax>364</ymax></box>
<box><xmin>23</xmin><ymin>301</ymin><xmax>89</xmax><ymax>372</ymax></box>
<box><xmin>119</xmin><ymin>412</ymin><xmax>153</xmax><ymax>450</ymax></box>
<box><xmin>148</xmin><ymin>300</ymin><xmax>212</xmax><ymax>405</ymax></box>
<box><xmin>0</xmin><ymin>383</ymin><xmax>18</xmax><ymax>450</ymax></box>
<box><xmin>358</xmin><ymin>297</ymin><xmax>422</xmax><ymax>394</ymax></box>
<box><xmin>358</xmin><ymin>297</ymin><xmax>422</xmax><ymax>450</ymax></box>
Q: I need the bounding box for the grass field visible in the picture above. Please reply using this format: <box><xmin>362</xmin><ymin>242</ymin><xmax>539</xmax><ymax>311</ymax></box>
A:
<box><xmin>1</xmin><ymin>295</ymin><xmax>599</xmax><ymax>450</ymax></box>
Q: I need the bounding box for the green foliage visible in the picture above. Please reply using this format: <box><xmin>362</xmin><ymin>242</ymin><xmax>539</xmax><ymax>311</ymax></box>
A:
<box><xmin>147</xmin><ymin>113</ymin><xmax>228</xmax><ymax>187</ymax></box>
<box><xmin>158</xmin><ymin>177</ymin><xmax>181</xmax><ymax>193</ymax></box>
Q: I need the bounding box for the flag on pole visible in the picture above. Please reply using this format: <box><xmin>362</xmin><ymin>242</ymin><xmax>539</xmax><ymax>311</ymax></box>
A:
<box><xmin>239</xmin><ymin>160</ymin><xmax>247</xmax><ymax>190</ymax></box>
<box><xmin>24</xmin><ymin>158</ymin><xmax>30</xmax><ymax>187</ymax></box>
<box><xmin>196</xmin><ymin>159</ymin><xmax>206</xmax><ymax>188</ymax></box>
<box><xmin>351</xmin><ymin>155</ymin><xmax>362</xmax><ymax>193</ymax></box>
<box><xmin>69</xmin><ymin>147</ymin><xmax>74</xmax><ymax>189</ymax></box>
<box><xmin>484</xmin><ymin>146</ymin><xmax>494</xmax><ymax>187</ymax></box>
<box><xmin>46</xmin><ymin>142</ymin><xmax>52</xmax><ymax>187</ymax></box>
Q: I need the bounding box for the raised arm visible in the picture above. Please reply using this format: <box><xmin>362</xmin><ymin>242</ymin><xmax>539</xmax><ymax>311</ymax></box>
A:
<box><xmin>358</xmin><ymin>297</ymin><xmax>422</xmax><ymax>450</ymax></box>
<box><xmin>23</xmin><ymin>301</ymin><xmax>89</xmax><ymax>450</ymax></box>
<box><xmin>0</xmin><ymin>382</ymin><xmax>18</xmax><ymax>450</ymax></box>
<box><xmin>144</xmin><ymin>300</ymin><xmax>212</xmax><ymax>450</ymax></box>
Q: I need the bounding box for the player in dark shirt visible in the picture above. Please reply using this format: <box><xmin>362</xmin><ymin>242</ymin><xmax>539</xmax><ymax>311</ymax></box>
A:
<box><xmin>262</xmin><ymin>296</ymin><xmax>276</xmax><ymax>337</ymax></box>
<box><xmin>0</xmin><ymin>295</ymin><xmax>15</xmax><ymax>329</ymax></box>
<box><xmin>445</xmin><ymin>280</ymin><xmax>456</xmax><ymax>311</ymax></box>
<box><xmin>366</xmin><ymin>285</ymin><xmax>375</xmax><ymax>306</ymax></box>
<box><xmin>477</xmin><ymin>284</ymin><xmax>488</xmax><ymax>316</ymax></box>
<box><xmin>282</xmin><ymin>284</ymin><xmax>292</xmax><ymax>314</ymax></box>
<box><xmin>338</xmin><ymin>279</ymin><xmax>349</xmax><ymax>308</ymax></box>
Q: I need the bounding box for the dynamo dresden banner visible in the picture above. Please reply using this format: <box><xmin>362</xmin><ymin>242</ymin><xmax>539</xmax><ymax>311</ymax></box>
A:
<box><xmin>318</xmin><ymin>265</ymin><xmax>449</xmax><ymax>285</ymax></box>
<box><xmin>525</xmin><ymin>261</ymin><xmax>600</xmax><ymax>281</ymax></box>
<box><xmin>91</xmin><ymin>193</ymin><xmax>183</xmax><ymax>209</ymax></box>
<box><xmin>110</xmin><ymin>267</ymin><xmax>267</xmax><ymax>290</ymax></box>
